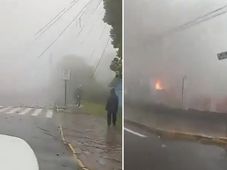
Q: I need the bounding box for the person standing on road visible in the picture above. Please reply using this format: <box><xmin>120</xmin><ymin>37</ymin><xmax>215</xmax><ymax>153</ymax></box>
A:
<box><xmin>105</xmin><ymin>88</ymin><xmax>118</xmax><ymax>127</ymax></box>
<box><xmin>74</xmin><ymin>85</ymin><xmax>83</xmax><ymax>107</ymax></box>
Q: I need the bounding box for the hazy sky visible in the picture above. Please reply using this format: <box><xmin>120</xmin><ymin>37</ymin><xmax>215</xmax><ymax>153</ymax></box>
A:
<box><xmin>125</xmin><ymin>0</ymin><xmax>227</xmax><ymax>110</ymax></box>
<box><xmin>0</xmin><ymin>0</ymin><xmax>115</xmax><ymax>106</ymax></box>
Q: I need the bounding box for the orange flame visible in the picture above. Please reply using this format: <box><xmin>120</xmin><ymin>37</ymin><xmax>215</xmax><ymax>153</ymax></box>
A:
<box><xmin>155</xmin><ymin>80</ymin><xmax>163</xmax><ymax>90</ymax></box>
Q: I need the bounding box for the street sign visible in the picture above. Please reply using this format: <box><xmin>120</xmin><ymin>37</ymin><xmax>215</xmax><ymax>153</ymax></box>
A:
<box><xmin>62</xmin><ymin>69</ymin><xmax>71</xmax><ymax>80</ymax></box>
<box><xmin>217</xmin><ymin>51</ymin><xmax>227</xmax><ymax>60</ymax></box>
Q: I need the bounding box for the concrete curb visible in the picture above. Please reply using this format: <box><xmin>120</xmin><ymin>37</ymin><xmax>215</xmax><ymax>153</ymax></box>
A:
<box><xmin>125</xmin><ymin>119</ymin><xmax>227</xmax><ymax>147</ymax></box>
<box><xmin>59</xmin><ymin>125</ymin><xmax>89</xmax><ymax>170</ymax></box>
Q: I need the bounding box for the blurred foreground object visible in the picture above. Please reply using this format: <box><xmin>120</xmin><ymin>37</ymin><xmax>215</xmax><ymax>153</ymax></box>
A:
<box><xmin>217</xmin><ymin>51</ymin><xmax>227</xmax><ymax>60</ymax></box>
<box><xmin>0</xmin><ymin>134</ymin><xmax>39</xmax><ymax>170</ymax></box>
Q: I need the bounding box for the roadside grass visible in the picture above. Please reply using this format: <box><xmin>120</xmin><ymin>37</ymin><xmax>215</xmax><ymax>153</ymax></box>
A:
<box><xmin>82</xmin><ymin>100</ymin><xmax>106</xmax><ymax>116</ymax></box>
<box><xmin>82</xmin><ymin>100</ymin><xmax>122</xmax><ymax>131</ymax></box>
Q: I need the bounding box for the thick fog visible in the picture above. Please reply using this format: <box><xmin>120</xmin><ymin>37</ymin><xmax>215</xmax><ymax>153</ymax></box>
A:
<box><xmin>0</xmin><ymin>0</ymin><xmax>115</xmax><ymax>107</ymax></box>
<box><xmin>125</xmin><ymin>0</ymin><xmax>227</xmax><ymax>112</ymax></box>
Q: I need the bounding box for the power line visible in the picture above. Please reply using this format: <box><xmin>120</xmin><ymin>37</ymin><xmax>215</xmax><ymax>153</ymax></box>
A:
<box><xmin>73</xmin><ymin>0</ymin><xmax>105</xmax><ymax>57</ymax></box>
<box><xmin>163</xmin><ymin>4</ymin><xmax>227</xmax><ymax>36</ymax></box>
<box><xmin>80</xmin><ymin>35</ymin><xmax>111</xmax><ymax>86</ymax></box>
<box><xmin>35</xmin><ymin>8</ymin><xmax>66</xmax><ymax>36</ymax></box>
<box><xmin>77</xmin><ymin>0</ymin><xmax>102</xmax><ymax>21</ymax></box>
<box><xmin>99</xmin><ymin>24</ymin><xmax>108</xmax><ymax>39</ymax></box>
<box><xmin>84</xmin><ymin>23</ymin><xmax>108</xmax><ymax>66</ymax></box>
<box><xmin>92</xmin><ymin>0</ymin><xmax>103</xmax><ymax>14</ymax></box>
<box><xmin>38</xmin><ymin>0</ymin><xmax>93</xmax><ymax>58</ymax></box>
<box><xmin>77</xmin><ymin>14</ymin><xmax>103</xmax><ymax>42</ymax></box>
<box><xmin>70</xmin><ymin>0</ymin><xmax>77</xmax><ymax>4</ymax></box>
<box><xmin>88</xmin><ymin>12</ymin><xmax>103</xmax><ymax>35</ymax></box>
<box><xmin>35</xmin><ymin>0</ymin><xmax>80</xmax><ymax>39</ymax></box>
<box><xmin>75</xmin><ymin>0</ymin><xmax>103</xmax><ymax>39</ymax></box>
<box><xmin>77</xmin><ymin>8</ymin><xmax>103</xmax><ymax>41</ymax></box>
<box><xmin>178</xmin><ymin>4</ymin><xmax>227</xmax><ymax>29</ymax></box>
<box><xmin>35</xmin><ymin>0</ymin><xmax>81</xmax><ymax>39</ymax></box>
<box><xmin>77</xmin><ymin>0</ymin><xmax>102</xmax><ymax>23</ymax></box>
<box><xmin>173</xmin><ymin>9</ymin><xmax>227</xmax><ymax>33</ymax></box>
<box><xmin>89</xmin><ymin>48</ymin><xmax>96</xmax><ymax>59</ymax></box>
<box><xmin>78</xmin><ymin>0</ymin><xmax>101</xmax><ymax>20</ymax></box>
<box><xmin>36</xmin><ymin>0</ymin><xmax>101</xmax><ymax>41</ymax></box>
<box><xmin>91</xmin><ymin>37</ymin><xmax>111</xmax><ymax>78</ymax></box>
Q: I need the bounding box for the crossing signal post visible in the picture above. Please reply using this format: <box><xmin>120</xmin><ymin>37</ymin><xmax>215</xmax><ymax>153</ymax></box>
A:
<box><xmin>182</xmin><ymin>76</ymin><xmax>187</xmax><ymax>109</ymax></box>
<box><xmin>62</xmin><ymin>69</ymin><xmax>71</xmax><ymax>106</ymax></box>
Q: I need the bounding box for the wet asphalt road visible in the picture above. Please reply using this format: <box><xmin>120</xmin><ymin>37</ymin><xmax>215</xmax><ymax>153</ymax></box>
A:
<box><xmin>125</xmin><ymin>122</ymin><xmax>227</xmax><ymax>170</ymax></box>
<box><xmin>0</xmin><ymin>109</ymin><xmax>78</xmax><ymax>170</ymax></box>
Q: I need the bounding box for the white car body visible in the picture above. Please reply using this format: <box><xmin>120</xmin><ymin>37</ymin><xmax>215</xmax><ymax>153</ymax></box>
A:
<box><xmin>0</xmin><ymin>134</ymin><xmax>39</xmax><ymax>170</ymax></box>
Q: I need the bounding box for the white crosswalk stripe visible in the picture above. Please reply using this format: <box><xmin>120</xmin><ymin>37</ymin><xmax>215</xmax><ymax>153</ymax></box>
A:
<box><xmin>6</xmin><ymin>107</ymin><xmax>22</xmax><ymax>114</ymax></box>
<box><xmin>0</xmin><ymin>107</ymin><xmax>13</xmax><ymax>112</ymax></box>
<box><xmin>19</xmin><ymin>108</ymin><xmax>32</xmax><ymax>115</ymax></box>
<box><xmin>32</xmin><ymin>109</ymin><xmax>42</xmax><ymax>116</ymax></box>
<box><xmin>46</xmin><ymin>110</ymin><xmax>53</xmax><ymax>118</ymax></box>
<box><xmin>0</xmin><ymin>106</ymin><xmax>54</xmax><ymax>119</ymax></box>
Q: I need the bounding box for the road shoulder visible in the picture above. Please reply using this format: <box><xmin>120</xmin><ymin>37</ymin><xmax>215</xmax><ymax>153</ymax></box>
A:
<box><xmin>125</xmin><ymin>105</ymin><xmax>227</xmax><ymax>147</ymax></box>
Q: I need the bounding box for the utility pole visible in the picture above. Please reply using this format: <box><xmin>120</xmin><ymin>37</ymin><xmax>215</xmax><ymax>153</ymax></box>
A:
<box><xmin>217</xmin><ymin>50</ymin><xmax>227</xmax><ymax>136</ymax></box>
<box><xmin>63</xmin><ymin>69</ymin><xmax>71</xmax><ymax>107</ymax></box>
<box><xmin>182</xmin><ymin>76</ymin><xmax>187</xmax><ymax>109</ymax></box>
<box><xmin>64</xmin><ymin>80</ymin><xmax>67</xmax><ymax>106</ymax></box>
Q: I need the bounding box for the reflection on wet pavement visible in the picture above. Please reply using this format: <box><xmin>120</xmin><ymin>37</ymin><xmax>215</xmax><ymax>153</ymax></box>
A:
<box><xmin>58</xmin><ymin>112</ymin><xmax>122</xmax><ymax>170</ymax></box>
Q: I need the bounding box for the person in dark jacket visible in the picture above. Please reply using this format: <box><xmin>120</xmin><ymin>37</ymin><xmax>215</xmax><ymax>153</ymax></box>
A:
<box><xmin>105</xmin><ymin>88</ymin><xmax>118</xmax><ymax>126</ymax></box>
<box><xmin>74</xmin><ymin>85</ymin><xmax>83</xmax><ymax>107</ymax></box>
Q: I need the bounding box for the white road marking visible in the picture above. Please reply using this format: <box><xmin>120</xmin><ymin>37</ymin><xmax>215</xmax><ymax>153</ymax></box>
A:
<box><xmin>6</xmin><ymin>107</ymin><xmax>21</xmax><ymax>114</ymax></box>
<box><xmin>32</xmin><ymin>109</ymin><xmax>42</xmax><ymax>116</ymax></box>
<box><xmin>19</xmin><ymin>108</ymin><xmax>32</xmax><ymax>115</ymax></box>
<box><xmin>46</xmin><ymin>110</ymin><xmax>53</xmax><ymax>118</ymax></box>
<box><xmin>0</xmin><ymin>107</ymin><xmax>13</xmax><ymax>113</ymax></box>
<box><xmin>0</xmin><ymin>106</ymin><xmax>53</xmax><ymax>119</ymax></box>
<box><xmin>124</xmin><ymin>128</ymin><xmax>147</xmax><ymax>138</ymax></box>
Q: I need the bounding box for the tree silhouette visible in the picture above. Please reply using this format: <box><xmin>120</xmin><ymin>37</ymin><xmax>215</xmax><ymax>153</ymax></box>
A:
<box><xmin>103</xmin><ymin>0</ymin><xmax>122</xmax><ymax>78</ymax></box>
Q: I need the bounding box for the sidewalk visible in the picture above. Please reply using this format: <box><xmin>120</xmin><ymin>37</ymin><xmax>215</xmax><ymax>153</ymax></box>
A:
<box><xmin>57</xmin><ymin>110</ymin><xmax>122</xmax><ymax>170</ymax></box>
<box><xmin>125</xmin><ymin>105</ymin><xmax>227</xmax><ymax>138</ymax></box>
